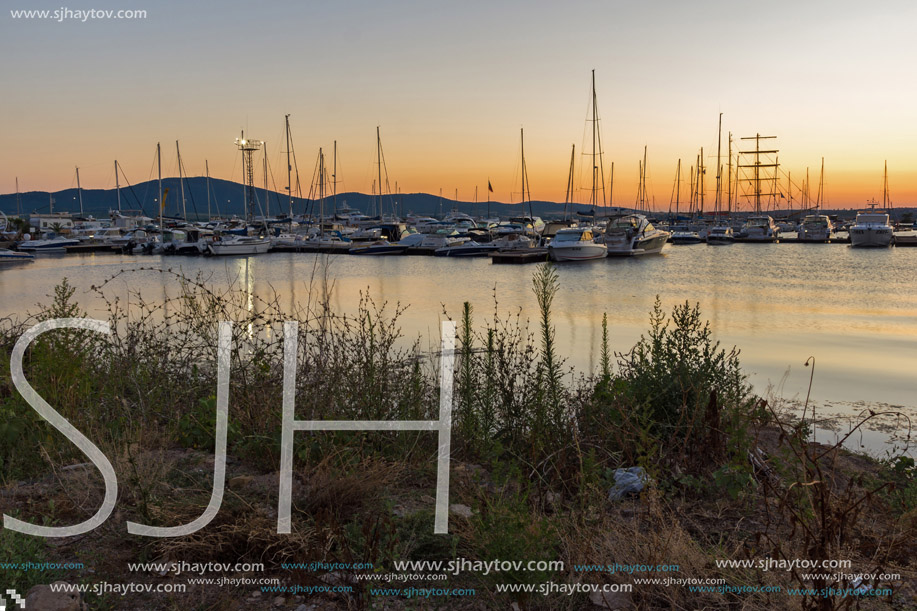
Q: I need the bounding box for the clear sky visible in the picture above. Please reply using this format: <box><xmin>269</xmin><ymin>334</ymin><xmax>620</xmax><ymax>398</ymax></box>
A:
<box><xmin>3</xmin><ymin>0</ymin><xmax>915</xmax><ymax>210</ymax></box>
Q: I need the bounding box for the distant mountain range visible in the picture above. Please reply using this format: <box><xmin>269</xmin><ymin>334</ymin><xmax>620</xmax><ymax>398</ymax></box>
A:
<box><xmin>3</xmin><ymin>178</ymin><xmax>912</xmax><ymax>221</ymax></box>
<box><xmin>0</xmin><ymin>177</ymin><xmax>602</xmax><ymax>220</ymax></box>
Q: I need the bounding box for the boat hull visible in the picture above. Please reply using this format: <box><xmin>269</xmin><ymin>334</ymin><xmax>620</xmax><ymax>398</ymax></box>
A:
<box><xmin>349</xmin><ymin>245</ymin><xmax>408</xmax><ymax>255</ymax></box>
<box><xmin>849</xmin><ymin>228</ymin><xmax>893</xmax><ymax>247</ymax></box>
<box><xmin>605</xmin><ymin>232</ymin><xmax>669</xmax><ymax>256</ymax></box>
<box><xmin>434</xmin><ymin>245</ymin><xmax>498</xmax><ymax>257</ymax></box>
<box><xmin>206</xmin><ymin>240</ymin><xmax>271</xmax><ymax>256</ymax></box>
<box><xmin>547</xmin><ymin>243</ymin><xmax>607</xmax><ymax>261</ymax></box>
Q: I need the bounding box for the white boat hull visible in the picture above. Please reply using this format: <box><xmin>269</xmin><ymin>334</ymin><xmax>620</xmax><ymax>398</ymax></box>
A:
<box><xmin>604</xmin><ymin>232</ymin><xmax>669</xmax><ymax>256</ymax></box>
<box><xmin>207</xmin><ymin>239</ymin><xmax>271</xmax><ymax>256</ymax></box>
<box><xmin>849</xmin><ymin>227</ymin><xmax>893</xmax><ymax>247</ymax></box>
<box><xmin>548</xmin><ymin>243</ymin><xmax>607</xmax><ymax>261</ymax></box>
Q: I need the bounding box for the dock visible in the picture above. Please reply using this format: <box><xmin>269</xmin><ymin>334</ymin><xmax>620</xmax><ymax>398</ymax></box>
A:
<box><xmin>490</xmin><ymin>249</ymin><xmax>550</xmax><ymax>264</ymax></box>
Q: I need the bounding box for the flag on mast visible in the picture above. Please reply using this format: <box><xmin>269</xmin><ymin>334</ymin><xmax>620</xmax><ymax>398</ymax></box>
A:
<box><xmin>487</xmin><ymin>180</ymin><xmax>494</xmax><ymax>193</ymax></box>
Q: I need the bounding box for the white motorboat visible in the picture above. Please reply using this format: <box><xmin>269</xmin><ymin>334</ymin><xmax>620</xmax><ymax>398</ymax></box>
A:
<box><xmin>348</xmin><ymin>240</ymin><xmax>408</xmax><ymax>255</ymax></box>
<box><xmin>17</xmin><ymin>235</ymin><xmax>80</xmax><ymax>252</ymax></box>
<box><xmin>740</xmin><ymin>216</ymin><xmax>778</xmax><ymax>242</ymax></box>
<box><xmin>491</xmin><ymin>232</ymin><xmax>535</xmax><ymax>251</ymax></box>
<box><xmin>599</xmin><ymin>214</ymin><xmax>669</xmax><ymax>256</ymax></box>
<box><xmin>669</xmin><ymin>224</ymin><xmax>704</xmax><ymax>245</ymax></box>
<box><xmin>0</xmin><ymin>248</ymin><xmax>34</xmax><ymax>262</ymax></box>
<box><xmin>434</xmin><ymin>240</ymin><xmax>498</xmax><ymax>257</ymax></box>
<box><xmin>706</xmin><ymin>225</ymin><xmax>734</xmax><ymax>245</ymax></box>
<box><xmin>797</xmin><ymin>215</ymin><xmax>834</xmax><ymax>243</ymax></box>
<box><xmin>547</xmin><ymin>227</ymin><xmax>606</xmax><ymax>261</ymax></box>
<box><xmin>849</xmin><ymin>211</ymin><xmax>893</xmax><ymax>248</ymax></box>
<box><xmin>206</xmin><ymin>235</ymin><xmax>271</xmax><ymax>256</ymax></box>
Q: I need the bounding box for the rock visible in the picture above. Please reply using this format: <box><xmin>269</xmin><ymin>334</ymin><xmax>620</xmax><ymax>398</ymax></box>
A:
<box><xmin>25</xmin><ymin>582</ymin><xmax>85</xmax><ymax>611</ymax></box>
<box><xmin>273</xmin><ymin>595</ymin><xmax>286</xmax><ymax>606</ymax></box>
<box><xmin>249</xmin><ymin>590</ymin><xmax>262</xmax><ymax>598</ymax></box>
<box><xmin>607</xmin><ymin>467</ymin><xmax>650</xmax><ymax>501</ymax></box>
<box><xmin>229</xmin><ymin>475</ymin><xmax>254</xmax><ymax>489</ymax></box>
<box><xmin>589</xmin><ymin>589</ymin><xmax>633</xmax><ymax>609</ymax></box>
<box><xmin>449</xmin><ymin>503</ymin><xmax>473</xmax><ymax>519</ymax></box>
<box><xmin>294</xmin><ymin>605</ymin><xmax>312</xmax><ymax>611</ymax></box>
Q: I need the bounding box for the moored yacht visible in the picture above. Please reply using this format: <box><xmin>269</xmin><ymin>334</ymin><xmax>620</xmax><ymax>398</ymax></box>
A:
<box><xmin>797</xmin><ymin>214</ymin><xmax>834</xmax><ymax>243</ymax></box>
<box><xmin>206</xmin><ymin>234</ymin><xmax>271</xmax><ymax>256</ymax></box>
<box><xmin>669</xmin><ymin>224</ymin><xmax>704</xmax><ymax>245</ymax></box>
<box><xmin>17</xmin><ymin>234</ymin><xmax>80</xmax><ymax>252</ymax></box>
<box><xmin>706</xmin><ymin>225</ymin><xmax>734</xmax><ymax>245</ymax></box>
<box><xmin>0</xmin><ymin>248</ymin><xmax>34</xmax><ymax>262</ymax></box>
<box><xmin>849</xmin><ymin>211</ymin><xmax>893</xmax><ymax>248</ymax></box>
<box><xmin>598</xmin><ymin>214</ymin><xmax>669</xmax><ymax>256</ymax></box>
<box><xmin>547</xmin><ymin>227</ymin><xmax>606</xmax><ymax>261</ymax></box>
<box><xmin>740</xmin><ymin>216</ymin><xmax>778</xmax><ymax>242</ymax></box>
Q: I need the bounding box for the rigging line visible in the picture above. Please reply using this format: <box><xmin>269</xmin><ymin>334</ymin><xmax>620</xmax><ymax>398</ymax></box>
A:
<box><xmin>265</xmin><ymin>151</ymin><xmax>284</xmax><ymax>216</ymax></box>
<box><xmin>117</xmin><ymin>163</ymin><xmax>146</xmax><ymax>212</ymax></box>
<box><xmin>306</xmin><ymin>149</ymin><xmax>322</xmax><ymax>217</ymax></box>
<box><xmin>178</xmin><ymin>151</ymin><xmax>200</xmax><ymax>219</ymax></box>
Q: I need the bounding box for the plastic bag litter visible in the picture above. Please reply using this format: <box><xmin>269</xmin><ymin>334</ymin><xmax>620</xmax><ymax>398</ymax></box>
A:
<box><xmin>608</xmin><ymin>467</ymin><xmax>650</xmax><ymax>501</ymax></box>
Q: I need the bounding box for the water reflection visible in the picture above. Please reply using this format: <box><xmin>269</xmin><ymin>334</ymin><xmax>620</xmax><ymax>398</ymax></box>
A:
<box><xmin>3</xmin><ymin>245</ymin><xmax>917</xmax><ymax>454</ymax></box>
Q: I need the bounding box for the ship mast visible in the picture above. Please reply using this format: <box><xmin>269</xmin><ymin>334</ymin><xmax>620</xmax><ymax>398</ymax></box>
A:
<box><xmin>286</xmin><ymin>115</ymin><xmax>293</xmax><ymax>220</ymax></box>
<box><xmin>75</xmin><ymin>166</ymin><xmax>84</xmax><ymax>217</ymax></box>
<box><xmin>377</xmin><ymin>126</ymin><xmax>383</xmax><ymax>218</ymax></box>
<box><xmin>738</xmin><ymin>134</ymin><xmax>778</xmax><ymax>214</ymax></box>
<box><xmin>206</xmin><ymin>160</ymin><xmax>212</xmax><ymax>220</ymax></box>
<box><xmin>176</xmin><ymin>141</ymin><xmax>186</xmax><ymax>222</ymax></box>
<box><xmin>564</xmin><ymin>143</ymin><xmax>575</xmax><ymax>220</ymax></box>
<box><xmin>157</xmin><ymin>142</ymin><xmax>162</xmax><ymax>233</ymax></box>
<box><xmin>115</xmin><ymin>160</ymin><xmax>121</xmax><ymax>213</ymax></box>
<box><xmin>715</xmin><ymin>113</ymin><xmax>722</xmax><ymax>218</ymax></box>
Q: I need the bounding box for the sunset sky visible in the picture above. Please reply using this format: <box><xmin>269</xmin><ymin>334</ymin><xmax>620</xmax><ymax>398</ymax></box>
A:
<box><xmin>3</xmin><ymin>0</ymin><xmax>915</xmax><ymax>210</ymax></box>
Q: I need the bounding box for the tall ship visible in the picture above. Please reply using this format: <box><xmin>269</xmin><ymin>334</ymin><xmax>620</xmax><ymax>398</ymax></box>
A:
<box><xmin>736</xmin><ymin>134</ymin><xmax>779</xmax><ymax>242</ymax></box>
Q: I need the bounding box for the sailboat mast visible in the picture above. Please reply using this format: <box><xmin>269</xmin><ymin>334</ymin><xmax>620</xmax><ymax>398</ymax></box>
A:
<box><xmin>157</xmin><ymin>142</ymin><xmax>163</xmax><ymax>232</ymax></box>
<box><xmin>75</xmin><ymin>166</ymin><xmax>83</xmax><ymax>217</ymax></box>
<box><xmin>15</xmin><ymin>177</ymin><xmax>21</xmax><ymax>217</ymax></box>
<box><xmin>591</xmin><ymin>69</ymin><xmax>597</xmax><ymax>209</ymax></box>
<box><xmin>263</xmin><ymin>143</ymin><xmax>269</xmax><ymax>218</ymax></box>
<box><xmin>675</xmin><ymin>159</ymin><xmax>681</xmax><ymax>219</ymax></box>
<box><xmin>115</xmin><ymin>160</ymin><xmax>121</xmax><ymax>212</ymax></box>
<box><xmin>319</xmin><ymin>148</ymin><xmax>325</xmax><ymax>238</ymax></box>
<box><xmin>286</xmin><ymin>114</ymin><xmax>293</xmax><ymax>220</ymax></box>
<box><xmin>206</xmin><ymin>160</ymin><xmax>211</xmax><ymax>220</ymax></box>
<box><xmin>698</xmin><ymin>147</ymin><xmax>704</xmax><ymax>216</ymax></box>
<box><xmin>376</xmin><ymin>126</ymin><xmax>383</xmax><ymax>218</ymax></box>
<box><xmin>642</xmin><ymin>146</ymin><xmax>648</xmax><ymax>212</ymax></box>
<box><xmin>609</xmin><ymin>161</ymin><xmax>614</xmax><ymax>211</ymax></box>
<box><xmin>565</xmin><ymin>143</ymin><xmax>575</xmax><ymax>220</ymax></box>
<box><xmin>176</xmin><ymin>141</ymin><xmax>187</xmax><ymax>222</ymax></box>
<box><xmin>333</xmin><ymin>140</ymin><xmax>338</xmax><ymax>218</ymax></box>
<box><xmin>787</xmin><ymin>172</ymin><xmax>792</xmax><ymax>210</ymax></box>
<box><xmin>883</xmin><ymin>160</ymin><xmax>888</xmax><ymax>207</ymax></box>
<box><xmin>817</xmin><ymin>157</ymin><xmax>824</xmax><ymax>210</ymax></box>
<box><xmin>727</xmin><ymin>133</ymin><xmax>733</xmax><ymax>214</ymax></box>
<box><xmin>715</xmin><ymin>113</ymin><xmax>722</xmax><ymax>217</ymax></box>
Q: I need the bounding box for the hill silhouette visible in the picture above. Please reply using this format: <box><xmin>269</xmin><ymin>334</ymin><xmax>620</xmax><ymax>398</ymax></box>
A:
<box><xmin>0</xmin><ymin>177</ymin><xmax>605</xmax><ymax>220</ymax></box>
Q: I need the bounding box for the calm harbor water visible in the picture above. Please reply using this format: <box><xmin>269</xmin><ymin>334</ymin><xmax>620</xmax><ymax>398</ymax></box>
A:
<box><xmin>2</xmin><ymin>243</ymin><xmax>916</xmax><ymax>455</ymax></box>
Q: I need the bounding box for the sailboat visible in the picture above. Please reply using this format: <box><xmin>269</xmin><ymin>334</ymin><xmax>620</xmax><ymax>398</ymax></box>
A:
<box><xmin>707</xmin><ymin>115</ymin><xmax>734</xmax><ymax>245</ymax></box>
<box><xmin>348</xmin><ymin>127</ymin><xmax>410</xmax><ymax>255</ymax></box>
<box><xmin>737</xmin><ymin>134</ymin><xmax>779</xmax><ymax>242</ymax></box>
<box><xmin>849</xmin><ymin>162</ymin><xmax>894</xmax><ymax>248</ymax></box>
<box><xmin>796</xmin><ymin>159</ymin><xmax>833</xmax><ymax>242</ymax></box>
